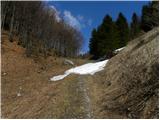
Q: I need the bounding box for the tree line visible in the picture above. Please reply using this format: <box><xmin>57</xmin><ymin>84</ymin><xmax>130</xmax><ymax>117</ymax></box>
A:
<box><xmin>89</xmin><ymin>1</ymin><xmax>158</xmax><ymax>59</ymax></box>
<box><xmin>1</xmin><ymin>1</ymin><xmax>83</xmax><ymax>57</ymax></box>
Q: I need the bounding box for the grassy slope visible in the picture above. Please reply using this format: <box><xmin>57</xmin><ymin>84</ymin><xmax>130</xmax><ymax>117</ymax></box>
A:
<box><xmin>87</xmin><ymin>28</ymin><xmax>159</xmax><ymax>118</ymax></box>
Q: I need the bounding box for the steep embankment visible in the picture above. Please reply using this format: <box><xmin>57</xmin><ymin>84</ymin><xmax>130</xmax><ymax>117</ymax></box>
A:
<box><xmin>87</xmin><ymin>28</ymin><xmax>159</xmax><ymax>118</ymax></box>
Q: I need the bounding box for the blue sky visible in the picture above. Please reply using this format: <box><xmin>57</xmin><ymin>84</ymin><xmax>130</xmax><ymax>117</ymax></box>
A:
<box><xmin>48</xmin><ymin>1</ymin><xmax>150</xmax><ymax>53</ymax></box>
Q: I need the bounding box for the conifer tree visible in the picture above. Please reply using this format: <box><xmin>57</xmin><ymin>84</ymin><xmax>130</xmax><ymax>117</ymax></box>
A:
<box><xmin>89</xmin><ymin>28</ymin><xmax>98</xmax><ymax>58</ymax></box>
<box><xmin>141</xmin><ymin>1</ymin><xmax>159</xmax><ymax>32</ymax></box>
<box><xmin>130</xmin><ymin>13</ymin><xmax>141</xmax><ymax>39</ymax></box>
<box><xmin>89</xmin><ymin>14</ymin><xmax>119</xmax><ymax>59</ymax></box>
<box><xmin>116</xmin><ymin>12</ymin><xmax>130</xmax><ymax>47</ymax></box>
<box><xmin>97</xmin><ymin>15</ymin><xmax>119</xmax><ymax>57</ymax></box>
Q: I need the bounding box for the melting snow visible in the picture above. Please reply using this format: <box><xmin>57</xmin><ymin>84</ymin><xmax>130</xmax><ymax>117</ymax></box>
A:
<box><xmin>50</xmin><ymin>60</ymin><xmax>108</xmax><ymax>81</ymax></box>
<box><xmin>50</xmin><ymin>47</ymin><xmax>125</xmax><ymax>81</ymax></box>
<box><xmin>114</xmin><ymin>47</ymin><xmax>125</xmax><ymax>53</ymax></box>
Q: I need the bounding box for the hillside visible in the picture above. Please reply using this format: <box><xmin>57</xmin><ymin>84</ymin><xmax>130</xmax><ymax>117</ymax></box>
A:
<box><xmin>1</xmin><ymin>31</ymin><xmax>87</xmax><ymax>118</ymax></box>
<box><xmin>1</xmin><ymin>28</ymin><xmax>159</xmax><ymax>119</ymax></box>
<box><xmin>1</xmin><ymin>1</ymin><xmax>159</xmax><ymax>119</ymax></box>
<box><xmin>87</xmin><ymin>27</ymin><xmax>159</xmax><ymax>118</ymax></box>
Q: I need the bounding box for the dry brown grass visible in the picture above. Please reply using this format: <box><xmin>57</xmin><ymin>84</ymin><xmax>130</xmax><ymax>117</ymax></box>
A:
<box><xmin>1</xmin><ymin>31</ymin><xmax>87</xmax><ymax>118</ymax></box>
<box><xmin>86</xmin><ymin>28</ymin><xmax>159</xmax><ymax>119</ymax></box>
<box><xmin>1</xmin><ymin>28</ymin><xmax>159</xmax><ymax>118</ymax></box>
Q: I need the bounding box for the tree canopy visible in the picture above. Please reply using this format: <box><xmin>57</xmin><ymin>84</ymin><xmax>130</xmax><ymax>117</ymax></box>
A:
<box><xmin>89</xmin><ymin>1</ymin><xmax>158</xmax><ymax>59</ymax></box>
<box><xmin>1</xmin><ymin>1</ymin><xmax>83</xmax><ymax>57</ymax></box>
<box><xmin>89</xmin><ymin>13</ymin><xmax>129</xmax><ymax>59</ymax></box>
<box><xmin>141</xmin><ymin>1</ymin><xmax>159</xmax><ymax>32</ymax></box>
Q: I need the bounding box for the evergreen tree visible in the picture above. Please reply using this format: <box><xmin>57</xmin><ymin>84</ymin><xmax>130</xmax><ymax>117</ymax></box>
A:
<box><xmin>89</xmin><ymin>1</ymin><xmax>159</xmax><ymax>60</ymax></box>
<box><xmin>130</xmin><ymin>13</ymin><xmax>141</xmax><ymax>39</ymax></box>
<box><xmin>89</xmin><ymin>28</ymin><xmax>98</xmax><ymax>58</ymax></box>
<box><xmin>141</xmin><ymin>4</ymin><xmax>152</xmax><ymax>32</ymax></box>
<box><xmin>98</xmin><ymin>15</ymin><xmax>119</xmax><ymax>57</ymax></box>
<box><xmin>98</xmin><ymin>15</ymin><xmax>113</xmax><ymax>57</ymax></box>
<box><xmin>150</xmin><ymin>1</ymin><xmax>159</xmax><ymax>26</ymax></box>
<box><xmin>89</xmin><ymin>14</ymin><xmax>119</xmax><ymax>59</ymax></box>
<box><xmin>141</xmin><ymin>1</ymin><xmax>159</xmax><ymax>32</ymax></box>
<box><xmin>116</xmin><ymin>12</ymin><xmax>130</xmax><ymax>47</ymax></box>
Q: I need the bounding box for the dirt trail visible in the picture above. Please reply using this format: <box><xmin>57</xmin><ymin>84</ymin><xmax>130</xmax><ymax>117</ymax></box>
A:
<box><xmin>77</xmin><ymin>76</ymin><xmax>92</xmax><ymax>118</ymax></box>
<box><xmin>1</xmin><ymin>31</ymin><xmax>103</xmax><ymax>118</ymax></box>
<box><xmin>52</xmin><ymin>74</ymin><xmax>93</xmax><ymax>119</ymax></box>
<box><xmin>1</xmin><ymin>31</ymin><xmax>90</xmax><ymax>118</ymax></box>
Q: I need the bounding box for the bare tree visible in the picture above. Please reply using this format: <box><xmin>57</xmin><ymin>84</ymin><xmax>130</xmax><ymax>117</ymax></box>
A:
<box><xmin>1</xmin><ymin>1</ymin><xmax>83</xmax><ymax>57</ymax></box>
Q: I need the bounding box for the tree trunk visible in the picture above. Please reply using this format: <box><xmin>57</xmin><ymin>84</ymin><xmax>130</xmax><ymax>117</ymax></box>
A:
<box><xmin>9</xmin><ymin>5</ymin><xmax>15</xmax><ymax>42</ymax></box>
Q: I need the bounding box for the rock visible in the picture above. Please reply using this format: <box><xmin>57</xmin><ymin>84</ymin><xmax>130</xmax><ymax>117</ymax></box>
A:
<box><xmin>2</xmin><ymin>72</ymin><xmax>7</xmax><ymax>76</ymax></box>
<box><xmin>64</xmin><ymin>59</ymin><xmax>75</xmax><ymax>66</ymax></box>
<box><xmin>19</xmin><ymin>86</ymin><xmax>22</xmax><ymax>90</ymax></box>
<box><xmin>17</xmin><ymin>93</ymin><xmax>21</xmax><ymax>97</ymax></box>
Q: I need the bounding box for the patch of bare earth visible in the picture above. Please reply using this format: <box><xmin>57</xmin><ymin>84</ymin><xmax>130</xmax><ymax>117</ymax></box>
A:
<box><xmin>1</xmin><ymin>31</ymin><xmax>87</xmax><ymax>118</ymax></box>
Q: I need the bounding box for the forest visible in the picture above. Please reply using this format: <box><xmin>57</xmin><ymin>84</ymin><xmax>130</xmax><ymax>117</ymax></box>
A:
<box><xmin>2</xmin><ymin>1</ymin><xmax>158</xmax><ymax>60</ymax></box>
<box><xmin>1</xmin><ymin>1</ymin><xmax>159</xmax><ymax>119</ymax></box>
<box><xmin>1</xmin><ymin>1</ymin><xmax>83</xmax><ymax>57</ymax></box>
<box><xmin>89</xmin><ymin>1</ymin><xmax>159</xmax><ymax>59</ymax></box>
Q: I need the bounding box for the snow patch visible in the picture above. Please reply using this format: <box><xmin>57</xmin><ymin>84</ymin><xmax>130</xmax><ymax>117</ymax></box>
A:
<box><xmin>50</xmin><ymin>60</ymin><xmax>108</xmax><ymax>81</ymax></box>
<box><xmin>114</xmin><ymin>47</ymin><xmax>125</xmax><ymax>53</ymax></box>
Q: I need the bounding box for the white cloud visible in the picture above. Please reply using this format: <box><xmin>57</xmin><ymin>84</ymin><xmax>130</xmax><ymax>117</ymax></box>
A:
<box><xmin>77</xmin><ymin>15</ymin><xmax>92</xmax><ymax>27</ymax></box>
<box><xmin>63</xmin><ymin>11</ymin><xmax>92</xmax><ymax>30</ymax></box>
<box><xmin>50</xmin><ymin>5</ymin><xmax>61</xmax><ymax>22</ymax></box>
<box><xmin>45</xmin><ymin>9</ymin><xmax>92</xmax><ymax>30</ymax></box>
<box><xmin>63</xmin><ymin>10</ymin><xmax>82</xmax><ymax>30</ymax></box>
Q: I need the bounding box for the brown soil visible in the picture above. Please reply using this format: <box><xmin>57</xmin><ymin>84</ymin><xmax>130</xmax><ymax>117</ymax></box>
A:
<box><xmin>1</xmin><ymin>28</ymin><xmax>159</xmax><ymax>119</ymax></box>
<box><xmin>1</xmin><ymin>31</ymin><xmax>87</xmax><ymax>118</ymax></box>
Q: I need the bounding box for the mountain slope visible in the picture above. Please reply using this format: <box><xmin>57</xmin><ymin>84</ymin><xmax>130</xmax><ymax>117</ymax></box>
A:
<box><xmin>1</xmin><ymin>28</ymin><xmax>158</xmax><ymax>118</ymax></box>
<box><xmin>1</xmin><ymin>31</ymin><xmax>87</xmax><ymax>118</ymax></box>
<box><xmin>88</xmin><ymin>28</ymin><xmax>159</xmax><ymax>118</ymax></box>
